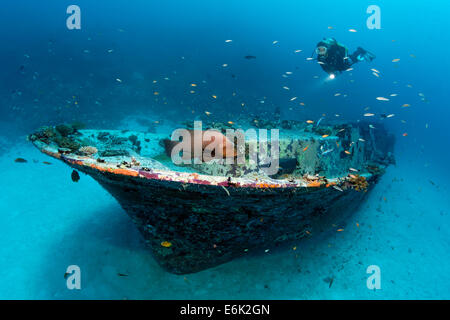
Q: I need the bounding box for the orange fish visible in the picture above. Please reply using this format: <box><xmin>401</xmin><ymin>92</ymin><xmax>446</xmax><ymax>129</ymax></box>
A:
<box><xmin>356</xmin><ymin>222</ymin><xmax>360</xmax><ymax>228</ymax></box>
<box><xmin>162</xmin><ymin>129</ymin><xmax>237</xmax><ymax>161</ymax></box>
<box><xmin>306</xmin><ymin>120</ymin><xmax>314</xmax><ymax>124</ymax></box>
<box><xmin>303</xmin><ymin>146</ymin><xmax>309</xmax><ymax>152</ymax></box>
<box><xmin>402</xmin><ymin>133</ymin><xmax>408</xmax><ymax>137</ymax></box>
<box><xmin>345</xmin><ymin>150</ymin><xmax>351</xmax><ymax>155</ymax></box>
<box><xmin>337</xmin><ymin>229</ymin><xmax>344</xmax><ymax>232</ymax></box>
<box><xmin>322</xmin><ymin>134</ymin><xmax>329</xmax><ymax>138</ymax></box>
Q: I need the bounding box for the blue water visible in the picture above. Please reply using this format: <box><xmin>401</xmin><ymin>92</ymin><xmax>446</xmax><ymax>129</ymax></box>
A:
<box><xmin>0</xmin><ymin>0</ymin><xmax>449</xmax><ymax>299</ymax></box>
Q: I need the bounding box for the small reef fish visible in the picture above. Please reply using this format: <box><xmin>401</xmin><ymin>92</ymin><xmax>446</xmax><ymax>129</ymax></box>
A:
<box><xmin>349</xmin><ymin>168</ymin><xmax>358</xmax><ymax>172</ymax></box>
<box><xmin>303</xmin><ymin>146</ymin><xmax>309</xmax><ymax>152</ymax></box>
<box><xmin>294</xmin><ymin>49</ymin><xmax>302</xmax><ymax>53</ymax></box>
<box><xmin>316</xmin><ymin>117</ymin><xmax>324</xmax><ymax>127</ymax></box>
<box><xmin>364</xmin><ymin>113</ymin><xmax>375</xmax><ymax>117</ymax></box>
<box><xmin>306</xmin><ymin>57</ymin><xmax>314</xmax><ymax>61</ymax></box>
<box><xmin>306</xmin><ymin>120</ymin><xmax>314</xmax><ymax>124</ymax></box>
<box><xmin>402</xmin><ymin>104</ymin><xmax>411</xmax><ymax>107</ymax></box>
<box><xmin>369</xmin><ymin>124</ymin><xmax>376</xmax><ymax>129</ymax></box>
<box><xmin>376</xmin><ymin>97</ymin><xmax>389</xmax><ymax>101</ymax></box>
<box><xmin>371</xmin><ymin>68</ymin><xmax>380</xmax><ymax>73</ymax></box>
<box><xmin>71</xmin><ymin>170</ymin><xmax>80</xmax><ymax>182</ymax></box>
<box><xmin>358</xmin><ymin>138</ymin><xmax>365</xmax><ymax>142</ymax></box>
<box><xmin>272</xmin><ymin>40</ymin><xmax>278</xmax><ymax>44</ymax></box>
<box><xmin>244</xmin><ymin>55</ymin><xmax>256</xmax><ymax>60</ymax></box>
<box><xmin>321</xmin><ymin>148</ymin><xmax>333</xmax><ymax>156</ymax></box>
<box><xmin>372</xmin><ymin>72</ymin><xmax>380</xmax><ymax>78</ymax></box>
<box><xmin>333</xmin><ymin>185</ymin><xmax>344</xmax><ymax>192</ymax></box>
<box><xmin>14</xmin><ymin>158</ymin><xmax>27</xmax><ymax>163</ymax></box>
<box><xmin>349</xmin><ymin>29</ymin><xmax>357</xmax><ymax>32</ymax></box>
<box><xmin>283</xmin><ymin>86</ymin><xmax>290</xmax><ymax>90</ymax></box>
<box><xmin>225</xmin><ymin>39</ymin><xmax>232</xmax><ymax>43</ymax></box>
<box><xmin>392</xmin><ymin>58</ymin><xmax>401</xmax><ymax>62</ymax></box>
<box><xmin>344</xmin><ymin>150</ymin><xmax>351</xmax><ymax>155</ymax></box>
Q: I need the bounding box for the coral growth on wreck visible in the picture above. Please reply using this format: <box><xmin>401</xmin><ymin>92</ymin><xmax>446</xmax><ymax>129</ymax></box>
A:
<box><xmin>29</xmin><ymin>124</ymin><xmax>85</xmax><ymax>152</ymax></box>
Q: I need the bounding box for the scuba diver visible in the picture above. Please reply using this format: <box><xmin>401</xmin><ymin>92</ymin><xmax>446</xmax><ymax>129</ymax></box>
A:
<box><xmin>313</xmin><ymin>38</ymin><xmax>376</xmax><ymax>77</ymax></box>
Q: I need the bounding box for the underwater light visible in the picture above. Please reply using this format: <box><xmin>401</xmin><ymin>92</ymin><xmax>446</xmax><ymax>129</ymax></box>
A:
<box><xmin>329</xmin><ymin>74</ymin><xmax>335</xmax><ymax>79</ymax></box>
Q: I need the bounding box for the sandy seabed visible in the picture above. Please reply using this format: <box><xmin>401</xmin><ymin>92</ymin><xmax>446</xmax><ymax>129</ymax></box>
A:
<box><xmin>0</xmin><ymin>142</ymin><xmax>448</xmax><ymax>300</ymax></box>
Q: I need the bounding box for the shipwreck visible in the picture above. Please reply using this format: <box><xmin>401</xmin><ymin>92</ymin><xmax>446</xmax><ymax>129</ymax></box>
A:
<box><xmin>29</xmin><ymin>120</ymin><xmax>395</xmax><ymax>274</ymax></box>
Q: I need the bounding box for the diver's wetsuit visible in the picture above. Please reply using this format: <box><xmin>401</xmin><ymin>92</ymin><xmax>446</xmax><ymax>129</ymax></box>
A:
<box><xmin>316</xmin><ymin>38</ymin><xmax>375</xmax><ymax>75</ymax></box>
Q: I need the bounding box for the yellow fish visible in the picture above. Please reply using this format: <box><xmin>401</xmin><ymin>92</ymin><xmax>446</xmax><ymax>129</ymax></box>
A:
<box><xmin>161</xmin><ymin>241</ymin><xmax>172</xmax><ymax>248</ymax></box>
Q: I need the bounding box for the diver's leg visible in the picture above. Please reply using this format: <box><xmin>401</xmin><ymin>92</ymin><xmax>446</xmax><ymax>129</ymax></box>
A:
<box><xmin>351</xmin><ymin>47</ymin><xmax>376</xmax><ymax>63</ymax></box>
